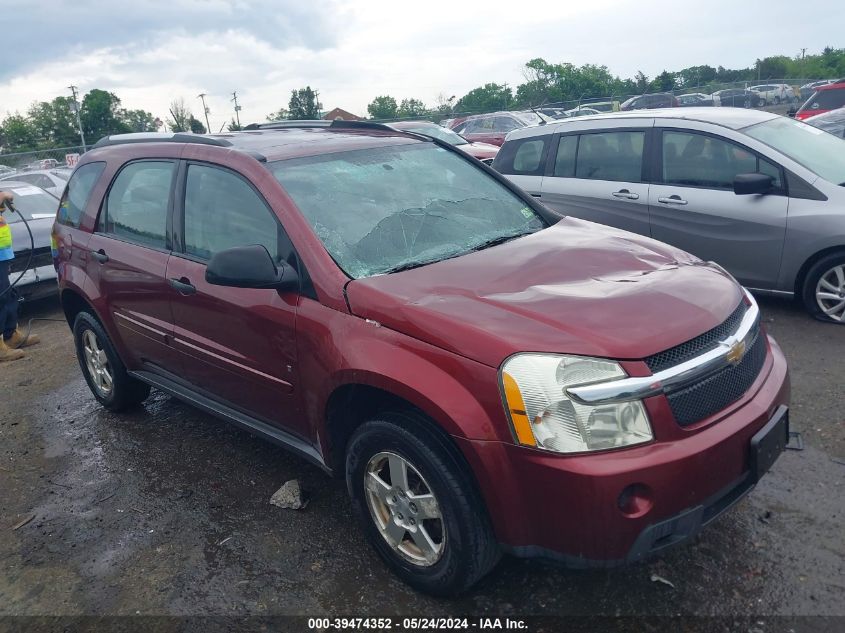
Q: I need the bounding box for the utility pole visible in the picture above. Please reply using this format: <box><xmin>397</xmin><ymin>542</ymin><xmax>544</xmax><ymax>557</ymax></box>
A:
<box><xmin>197</xmin><ymin>93</ymin><xmax>211</xmax><ymax>133</ymax></box>
<box><xmin>800</xmin><ymin>48</ymin><xmax>807</xmax><ymax>79</ymax></box>
<box><xmin>231</xmin><ymin>91</ymin><xmax>242</xmax><ymax>129</ymax></box>
<box><xmin>68</xmin><ymin>85</ymin><xmax>87</xmax><ymax>152</ymax></box>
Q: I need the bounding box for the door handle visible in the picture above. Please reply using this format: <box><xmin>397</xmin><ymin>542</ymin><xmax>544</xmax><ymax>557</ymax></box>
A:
<box><xmin>168</xmin><ymin>277</ymin><xmax>196</xmax><ymax>295</ymax></box>
<box><xmin>530</xmin><ymin>193</ymin><xmax>542</xmax><ymax>198</ymax></box>
<box><xmin>90</xmin><ymin>249</ymin><xmax>109</xmax><ymax>263</ymax></box>
<box><xmin>612</xmin><ymin>189</ymin><xmax>639</xmax><ymax>200</ymax></box>
<box><xmin>657</xmin><ymin>195</ymin><xmax>688</xmax><ymax>205</ymax></box>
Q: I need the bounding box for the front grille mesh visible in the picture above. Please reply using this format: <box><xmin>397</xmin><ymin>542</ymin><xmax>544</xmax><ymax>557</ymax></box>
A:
<box><xmin>645</xmin><ymin>301</ymin><xmax>747</xmax><ymax>373</ymax></box>
<box><xmin>666</xmin><ymin>331</ymin><xmax>767</xmax><ymax>426</ymax></box>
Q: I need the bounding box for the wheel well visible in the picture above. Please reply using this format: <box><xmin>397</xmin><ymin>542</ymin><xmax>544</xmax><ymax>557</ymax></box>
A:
<box><xmin>794</xmin><ymin>246</ymin><xmax>845</xmax><ymax>297</ymax></box>
<box><xmin>324</xmin><ymin>384</ymin><xmax>468</xmax><ymax>479</ymax></box>
<box><xmin>61</xmin><ymin>289</ymin><xmax>97</xmax><ymax>328</ymax></box>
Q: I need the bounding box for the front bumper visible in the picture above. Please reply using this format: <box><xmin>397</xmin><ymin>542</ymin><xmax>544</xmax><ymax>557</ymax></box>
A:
<box><xmin>457</xmin><ymin>335</ymin><xmax>790</xmax><ymax>565</ymax></box>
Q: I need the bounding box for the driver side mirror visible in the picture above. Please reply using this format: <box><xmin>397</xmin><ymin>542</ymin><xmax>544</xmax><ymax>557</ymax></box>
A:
<box><xmin>734</xmin><ymin>173</ymin><xmax>774</xmax><ymax>196</ymax></box>
<box><xmin>206</xmin><ymin>244</ymin><xmax>298</xmax><ymax>292</ymax></box>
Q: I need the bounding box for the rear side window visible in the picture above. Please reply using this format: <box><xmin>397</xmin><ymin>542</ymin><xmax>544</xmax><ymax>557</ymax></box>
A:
<box><xmin>182</xmin><ymin>164</ymin><xmax>281</xmax><ymax>262</ymax></box>
<box><xmin>805</xmin><ymin>88</ymin><xmax>845</xmax><ymax>111</ymax></box>
<box><xmin>662</xmin><ymin>131</ymin><xmax>782</xmax><ymax>190</ymax></box>
<box><xmin>102</xmin><ymin>161</ymin><xmax>174</xmax><ymax>249</ymax></box>
<box><xmin>57</xmin><ymin>162</ymin><xmax>105</xmax><ymax>228</ymax></box>
<box><xmin>495</xmin><ymin>137</ymin><xmax>549</xmax><ymax>176</ymax></box>
<box><xmin>575</xmin><ymin>131</ymin><xmax>645</xmax><ymax>182</ymax></box>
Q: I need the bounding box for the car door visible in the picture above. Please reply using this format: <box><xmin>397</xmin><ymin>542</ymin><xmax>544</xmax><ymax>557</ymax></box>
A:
<box><xmin>539</xmin><ymin>127</ymin><xmax>652</xmax><ymax>236</ymax></box>
<box><xmin>648</xmin><ymin>128</ymin><xmax>787</xmax><ymax>289</ymax></box>
<box><xmin>85</xmin><ymin>159</ymin><xmax>185</xmax><ymax>373</ymax></box>
<box><xmin>166</xmin><ymin>162</ymin><xmax>305</xmax><ymax>437</ymax></box>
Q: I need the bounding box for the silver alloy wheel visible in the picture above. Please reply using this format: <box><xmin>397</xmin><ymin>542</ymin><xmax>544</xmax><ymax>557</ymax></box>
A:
<box><xmin>82</xmin><ymin>329</ymin><xmax>114</xmax><ymax>397</ymax></box>
<box><xmin>364</xmin><ymin>451</ymin><xmax>445</xmax><ymax>567</ymax></box>
<box><xmin>816</xmin><ymin>264</ymin><xmax>845</xmax><ymax>322</ymax></box>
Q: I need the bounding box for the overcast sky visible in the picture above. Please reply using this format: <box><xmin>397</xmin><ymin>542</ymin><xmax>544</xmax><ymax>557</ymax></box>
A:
<box><xmin>1</xmin><ymin>0</ymin><xmax>842</xmax><ymax>130</ymax></box>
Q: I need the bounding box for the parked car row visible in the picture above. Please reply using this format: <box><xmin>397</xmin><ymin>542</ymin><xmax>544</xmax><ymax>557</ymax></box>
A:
<box><xmin>493</xmin><ymin>107</ymin><xmax>845</xmax><ymax>324</ymax></box>
<box><xmin>53</xmin><ymin>123</ymin><xmax>791</xmax><ymax>596</ymax></box>
<box><xmin>0</xmin><ymin>167</ymin><xmax>72</xmax><ymax>197</ymax></box>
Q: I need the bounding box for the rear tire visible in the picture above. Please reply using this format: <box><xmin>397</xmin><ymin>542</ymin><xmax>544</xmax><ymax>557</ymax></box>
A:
<box><xmin>801</xmin><ymin>252</ymin><xmax>845</xmax><ymax>324</ymax></box>
<box><xmin>73</xmin><ymin>312</ymin><xmax>151</xmax><ymax>410</ymax></box>
<box><xmin>345</xmin><ymin>410</ymin><xmax>500</xmax><ymax>596</ymax></box>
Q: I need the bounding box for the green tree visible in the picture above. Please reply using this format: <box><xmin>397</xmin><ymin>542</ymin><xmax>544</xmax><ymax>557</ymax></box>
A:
<box><xmin>28</xmin><ymin>97</ymin><xmax>80</xmax><ymax>147</ymax></box>
<box><xmin>397</xmin><ymin>98</ymin><xmax>427</xmax><ymax>118</ymax></box>
<box><xmin>189</xmin><ymin>117</ymin><xmax>206</xmax><ymax>134</ymax></box>
<box><xmin>227</xmin><ymin>118</ymin><xmax>242</xmax><ymax>131</ymax></box>
<box><xmin>266</xmin><ymin>107</ymin><xmax>289</xmax><ymax>122</ymax></box>
<box><xmin>166</xmin><ymin>98</ymin><xmax>193</xmax><ymax>132</ymax></box>
<box><xmin>367</xmin><ymin>95</ymin><xmax>398</xmax><ymax>119</ymax></box>
<box><xmin>455</xmin><ymin>83</ymin><xmax>512</xmax><ymax>113</ymax></box>
<box><xmin>0</xmin><ymin>114</ymin><xmax>39</xmax><ymax>152</ymax></box>
<box><xmin>651</xmin><ymin>70</ymin><xmax>676</xmax><ymax>92</ymax></box>
<box><xmin>288</xmin><ymin>86</ymin><xmax>322</xmax><ymax>120</ymax></box>
<box><xmin>121</xmin><ymin>109</ymin><xmax>159</xmax><ymax>133</ymax></box>
<box><xmin>634</xmin><ymin>71</ymin><xmax>650</xmax><ymax>93</ymax></box>
<box><xmin>81</xmin><ymin>89</ymin><xmax>130</xmax><ymax>143</ymax></box>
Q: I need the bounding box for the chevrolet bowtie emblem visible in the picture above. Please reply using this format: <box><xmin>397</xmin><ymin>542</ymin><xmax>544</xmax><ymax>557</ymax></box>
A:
<box><xmin>725</xmin><ymin>339</ymin><xmax>747</xmax><ymax>365</ymax></box>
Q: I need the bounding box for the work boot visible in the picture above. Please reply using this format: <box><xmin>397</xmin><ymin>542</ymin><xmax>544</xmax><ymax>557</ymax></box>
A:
<box><xmin>0</xmin><ymin>338</ymin><xmax>24</xmax><ymax>362</ymax></box>
<box><xmin>5</xmin><ymin>328</ymin><xmax>40</xmax><ymax>349</ymax></box>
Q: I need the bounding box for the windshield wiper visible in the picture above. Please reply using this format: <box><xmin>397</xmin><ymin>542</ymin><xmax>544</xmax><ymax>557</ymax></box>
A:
<box><xmin>471</xmin><ymin>229</ymin><xmax>536</xmax><ymax>252</ymax></box>
<box><xmin>381</xmin><ymin>259</ymin><xmax>440</xmax><ymax>274</ymax></box>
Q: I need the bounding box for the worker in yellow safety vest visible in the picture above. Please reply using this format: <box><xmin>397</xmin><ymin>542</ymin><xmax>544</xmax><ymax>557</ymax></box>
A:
<box><xmin>0</xmin><ymin>189</ymin><xmax>41</xmax><ymax>362</ymax></box>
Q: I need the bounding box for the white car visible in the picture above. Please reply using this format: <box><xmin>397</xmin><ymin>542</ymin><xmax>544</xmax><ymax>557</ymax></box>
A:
<box><xmin>749</xmin><ymin>84</ymin><xmax>795</xmax><ymax>105</ymax></box>
<box><xmin>0</xmin><ymin>168</ymin><xmax>71</xmax><ymax>197</ymax></box>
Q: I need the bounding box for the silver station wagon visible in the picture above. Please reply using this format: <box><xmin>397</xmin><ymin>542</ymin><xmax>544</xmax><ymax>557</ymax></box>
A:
<box><xmin>494</xmin><ymin>108</ymin><xmax>845</xmax><ymax>323</ymax></box>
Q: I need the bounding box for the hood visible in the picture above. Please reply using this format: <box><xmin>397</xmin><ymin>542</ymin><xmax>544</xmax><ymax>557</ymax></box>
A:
<box><xmin>463</xmin><ymin>142</ymin><xmax>500</xmax><ymax>159</ymax></box>
<box><xmin>346</xmin><ymin>218</ymin><xmax>743</xmax><ymax>368</ymax></box>
<box><xmin>10</xmin><ymin>217</ymin><xmax>53</xmax><ymax>252</ymax></box>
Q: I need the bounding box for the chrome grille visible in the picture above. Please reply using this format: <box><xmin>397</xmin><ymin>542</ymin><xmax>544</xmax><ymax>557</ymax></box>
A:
<box><xmin>666</xmin><ymin>327</ymin><xmax>766</xmax><ymax>427</ymax></box>
<box><xmin>645</xmin><ymin>301</ymin><xmax>747</xmax><ymax>373</ymax></box>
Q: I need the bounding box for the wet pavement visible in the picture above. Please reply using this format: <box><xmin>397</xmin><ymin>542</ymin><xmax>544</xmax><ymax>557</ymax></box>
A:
<box><xmin>1</xmin><ymin>295</ymin><xmax>843</xmax><ymax>623</ymax></box>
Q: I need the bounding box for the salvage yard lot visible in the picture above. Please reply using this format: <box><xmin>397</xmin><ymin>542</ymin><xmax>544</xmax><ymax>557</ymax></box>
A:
<box><xmin>1</xmin><ymin>294</ymin><xmax>843</xmax><ymax>618</ymax></box>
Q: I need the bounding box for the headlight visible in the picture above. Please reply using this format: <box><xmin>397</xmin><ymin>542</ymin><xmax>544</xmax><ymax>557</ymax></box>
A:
<box><xmin>500</xmin><ymin>354</ymin><xmax>653</xmax><ymax>454</ymax></box>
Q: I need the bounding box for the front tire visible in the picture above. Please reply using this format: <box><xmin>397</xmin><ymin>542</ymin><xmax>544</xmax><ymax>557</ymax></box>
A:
<box><xmin>802</xmin><ymin>253</ymin><xmax>845</xmax><ymax>324</ymax></box>
<box><xmin>346</xmin><ymin>411</ymin><xmax>500</xmax><ymax>596</ymax></box>
<box><xmin>73</xmin><ymin>312</ymin><xmax>151</xmax><ymax>410</ymax></box>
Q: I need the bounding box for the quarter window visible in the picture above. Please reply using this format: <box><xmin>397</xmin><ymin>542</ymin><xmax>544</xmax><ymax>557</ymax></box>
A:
<box><xmin>183</xmin><ymin>164</ymin><xmax>280</xmax><ymax>262</ymax></box>
<box><xmin>57</xmin><ymin>162</ymin><xmax>105</xmax><ymax>228</ymax></box>
<box><xmin>103</xmin><ymin>161</ymin><xmax>174</xmax><ymax>248</ymax></box>
<box><xmin>575</xmin><ymin>131</ymin><xmax>645</xmax><ymax>182</ymax></box>
<box><xmin>495</xmin><ymin>137</ymin><xmax>548</xmax><ymax>176</ymax></box>
<box><xmin>662</xmin><ymin>131</ymin><xmax>782</xmax><ymax>189</ymax></box>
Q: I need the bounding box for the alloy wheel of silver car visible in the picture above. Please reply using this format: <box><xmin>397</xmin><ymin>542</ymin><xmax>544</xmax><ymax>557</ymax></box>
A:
<box><xmin>815</xmin><ymin>264</ymin><xmax>845</xmax><ymax>322</ymax></box>
<box><xmin>82</xmin><ymin>328</ymin><xmax>114</xmax><ymax>397</ymax></box>
<box><xmin>364</xmin><ymin>451</ymin><xmax>445</xmax><ymax>567</ymax></box>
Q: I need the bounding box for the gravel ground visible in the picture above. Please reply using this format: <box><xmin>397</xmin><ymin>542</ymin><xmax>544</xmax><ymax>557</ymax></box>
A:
<box><xmin>0</xmin><ymin>294</ymin><xmax>842</xmax><ymax>630</ymax></box>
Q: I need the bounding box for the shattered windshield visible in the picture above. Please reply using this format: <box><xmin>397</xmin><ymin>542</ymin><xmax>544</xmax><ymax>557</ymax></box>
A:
<box><xmin>269</xmin><ymin>143</ymin><xmax>547</xmax><ymax>278</ymax></box>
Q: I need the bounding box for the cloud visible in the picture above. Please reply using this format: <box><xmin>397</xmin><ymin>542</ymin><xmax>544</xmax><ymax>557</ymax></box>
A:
<box><xmin>2</xmin><ymin>0</ymin><xmax>341</xmax><ymax>80</ymax></box>
<box><xmin>1</xmin><ymin>0</ymin><xmax>843</xmax><ymax>130</ymax></box>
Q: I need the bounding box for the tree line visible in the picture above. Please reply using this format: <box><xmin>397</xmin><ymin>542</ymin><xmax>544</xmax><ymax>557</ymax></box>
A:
<box><xmin>3</xmin><ymin>47</ymin><xmax>843</xmax><ymax>153</ymax></box>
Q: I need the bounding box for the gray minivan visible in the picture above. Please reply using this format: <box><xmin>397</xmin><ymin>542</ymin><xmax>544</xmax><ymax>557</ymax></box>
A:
<box><xmin>493</xmin><ymin>108</ymin><xmax>845</xmax><ymax>323</ymax></box>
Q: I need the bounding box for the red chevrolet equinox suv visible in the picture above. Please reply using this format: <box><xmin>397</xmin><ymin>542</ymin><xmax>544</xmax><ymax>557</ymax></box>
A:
<box><xmin>53</xmin><ymin>121</ymin><xmax>790</xmax><ymax>595</ymax></box>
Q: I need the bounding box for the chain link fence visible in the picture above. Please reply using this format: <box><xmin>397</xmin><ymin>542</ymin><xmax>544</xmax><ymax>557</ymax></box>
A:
<box><xmin>0</xmin><ymin>145</ymin><xmax>88</xmax><ymax>179</ymax></box>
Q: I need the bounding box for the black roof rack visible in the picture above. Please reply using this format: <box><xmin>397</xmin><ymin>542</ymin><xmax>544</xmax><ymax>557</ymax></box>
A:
<box><xmin>251</xmin><ymin>119</ymin><xmax>397</xmax><ymax>133</ymax></box>
<box><xmin>93</xmin><ymin>132</ymin><xmax>233</xmax><ymax>149</ymax></box>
